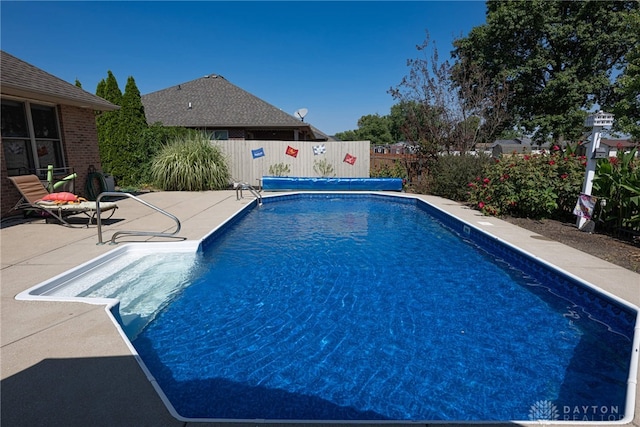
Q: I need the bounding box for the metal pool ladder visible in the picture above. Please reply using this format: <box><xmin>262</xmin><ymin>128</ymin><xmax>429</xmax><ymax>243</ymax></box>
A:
<box><xmin>234</xmin><ymin>181</ymin><xmax>262</xmax><ymax>205</ymax></box>
<box><xmin>95</xmin><ymin>192</ymin><xmax>183</xmax><ymax>245</ymax></box>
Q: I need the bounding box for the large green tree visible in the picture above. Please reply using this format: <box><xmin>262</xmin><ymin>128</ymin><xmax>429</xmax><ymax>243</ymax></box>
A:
<box><xmin>453</xmin><ymin>0</ymin><xmax>638</xmax><ymax>142</ymax></box>
<box><xmin>355</xmin><ymin>114</ymin><xmax>394</xmax><ymax>145</ymax></box>
<box><xmin>335</xmin><ymin>114</ymin><xmax>394</xmax><ymax>145</ymax></box>
<box><xmin>606</xmin><ymin>9</ymin><xmax>640</xmax><ymax>139</ymax></box>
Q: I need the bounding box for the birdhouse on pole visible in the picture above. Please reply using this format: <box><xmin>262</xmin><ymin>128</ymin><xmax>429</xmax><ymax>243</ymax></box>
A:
<box><xmin>574</xmin><ymin>111</ymin><xmax>614</xmax><ymax>231</ymax></box>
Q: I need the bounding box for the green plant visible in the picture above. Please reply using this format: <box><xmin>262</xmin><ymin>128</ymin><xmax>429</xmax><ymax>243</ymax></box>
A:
<box><xmin>370</xmin><ymin>160</ymin><xmax>408</xmax><ymax>179</ymax></box>
<box><xmin>593</xmin><ymin>147</ymin><xmax>640</xmax><ymax>229</ymax></box>
<box><xmin>313</xmin><ymin>159</ymin><xmax>335</xmax><ymax>177</ymax></box>
<box><xmin>428</xmin><ymin>154</ymin><xmax>492</xmax><ymax>202</ymax></box>
<box><xmin>150</xmin><ymin>132</ymin><xmax>230</xmax><ymax>191</ymax></box>
<box><xmin>468</xmin><ymin>145</ymin><xmax>586</xmax><ymax>218</ymax></box>
<box><xmin>268</xmin><ymin>163</ymin><xmax>290</xmax><ymax>177</ymax></box>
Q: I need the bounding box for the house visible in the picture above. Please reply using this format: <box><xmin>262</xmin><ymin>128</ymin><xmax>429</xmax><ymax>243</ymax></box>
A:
<box><xmin>490</xmin><ymin>137</ymin><xmax>533</xmax><ymax>157</ymax></box>
<box><xmin>573</xmin><ymin>137</ymin><xmax>638</xmax><ymax>159</ymax></box>
<box><xmin>599</xmin><ymin>139</ymin><xmax>639</xmax><ymax>157</ymax></box>
<box><xmin>371</xmin><ymin>142</ymin><xmax>418</xmax><ymax>155</ymax></box>
<box><xmin>141</xmin><ymin>74</ymin><xmax>330</xmax><ymax>142</ymax></box>
<box><xmin>1</xmin><ymin>50</ymin><xmax>118</xmax><ymax>217</ymax></box>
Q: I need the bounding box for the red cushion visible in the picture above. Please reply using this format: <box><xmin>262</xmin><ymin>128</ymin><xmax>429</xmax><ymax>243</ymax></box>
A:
<box><xmin>40</xmin><ymin>192</ymin><xmax>78</xmax><ymax>202</ymax></box>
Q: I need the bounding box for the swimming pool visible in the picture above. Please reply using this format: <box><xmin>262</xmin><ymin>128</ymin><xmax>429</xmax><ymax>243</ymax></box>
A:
<box><xmin>17</xmin><ymin>193</ymin><xmax>640</xmax><ymax>423</ymax></box>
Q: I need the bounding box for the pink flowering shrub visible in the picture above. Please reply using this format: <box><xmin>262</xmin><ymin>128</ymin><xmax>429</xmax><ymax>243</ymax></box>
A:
<box><xmin>468</xmin><ymin>146</ymin><xmax>586</xmax><ymax>218</ymax></box>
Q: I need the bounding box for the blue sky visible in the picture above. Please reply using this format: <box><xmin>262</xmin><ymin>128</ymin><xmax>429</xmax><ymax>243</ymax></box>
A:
<box><xmin>1</xmin><ymin>1</ymin><xmax>488</xmax><ymax>135</ymax></box>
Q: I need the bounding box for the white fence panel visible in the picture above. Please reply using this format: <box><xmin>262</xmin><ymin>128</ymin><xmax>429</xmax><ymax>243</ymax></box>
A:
<box><xmin>214</xmin><ymin>140</ymin><xmax>370</xmax><ymax>185</ymax></box>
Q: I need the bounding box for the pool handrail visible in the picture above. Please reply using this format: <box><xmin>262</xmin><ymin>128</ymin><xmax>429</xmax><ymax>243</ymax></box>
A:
<box><xmin>95</xmin><ymin>192</ymin><xmax>182</xmax><ymax>245</ymax></box>
<box><xmin>234</xmin><ymin>181</ymin><xmax>262</xmax><ymax>205</ymax></box>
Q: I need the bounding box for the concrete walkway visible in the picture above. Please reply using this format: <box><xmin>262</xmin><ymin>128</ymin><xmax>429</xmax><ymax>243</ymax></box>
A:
<box><xmin>1</xmin><ymin>191</ymin><xmax>638</xmax><ymax>427</ymax></box>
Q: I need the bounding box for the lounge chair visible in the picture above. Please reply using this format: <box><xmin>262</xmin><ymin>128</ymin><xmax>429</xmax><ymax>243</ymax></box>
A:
<box><xmin>7</xmin><ymin>174</ymin><xmax>118</xmax><ymax>227</ymax></box>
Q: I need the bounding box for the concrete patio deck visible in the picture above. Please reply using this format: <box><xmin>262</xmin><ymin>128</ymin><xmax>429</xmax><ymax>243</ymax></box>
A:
<box><xmin>1</xmin><ymin>190</ymin><xmax>638</xmax><ymax>427</ymax></box>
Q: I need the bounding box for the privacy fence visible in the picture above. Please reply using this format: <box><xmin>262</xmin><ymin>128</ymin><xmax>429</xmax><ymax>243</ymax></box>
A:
<box><xmin>214</xmin><ymin>140</ymin><xmax>371</xmax><ymax>186</ymax></box>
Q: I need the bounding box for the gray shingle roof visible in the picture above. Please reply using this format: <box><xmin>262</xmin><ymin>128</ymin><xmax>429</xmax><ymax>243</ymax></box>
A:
<box><xmin>141</xmin><ymin>74</ymin><xmax>311</xmax><ymax>129</ymax></box>
<box><xmin>0</xmin><ymin>51</ymin><xmax>118</xmax><ymax>111</ymax></box>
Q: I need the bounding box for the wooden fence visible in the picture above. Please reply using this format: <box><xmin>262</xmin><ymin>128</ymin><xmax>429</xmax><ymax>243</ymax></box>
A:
<box><xmin>214</xmin><ymin>140</ymin><xmax>371</xmax><ymax>186</ymax></box>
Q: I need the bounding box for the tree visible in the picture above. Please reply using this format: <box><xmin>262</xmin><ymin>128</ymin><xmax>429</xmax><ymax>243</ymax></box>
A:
<box><xmin>606</xmin><ymin>9</ymin><xmax>640</xmax><ymax>139</ymax></box>
<box><xmin>355</xmin><ymin>114</ymin><xmax>394</xmax><ymax>145</ymax></box>
<box><xmin>112</xmin><ymin>76</ymin><xmax>149</xmax><ymax>184</ymax></box>
<box><xmin>453</xmin><ymin>0</ymin><xmax>639</xmax><ymax>142</ymax></box>
<box><xmin>389</xmin><ymin>33</ymin><xmax>509</xmax><ymax>155</ymax></box>
<box><xmin>334</xmin><ymin>129</ymin><xmax>360</xmax><ymax>141</ymax></box>
<box><xmin>95</xmin><ymin>71</ymin><xmax>123</xmax><ymax>175</ymax></box>
<box><xmin>334</xmin><ymin>114</ymin><xmax>394</xmax><ymax>145</ymax></box>
<box><xmin>120</xmin><ymin>76</ymin><xmax>147</xmax><ymax>133</ymax></box>
<box><xmin>95</xmin><ymin>72</ymin><xmax>160</xmax><ymax>185</ymax></box>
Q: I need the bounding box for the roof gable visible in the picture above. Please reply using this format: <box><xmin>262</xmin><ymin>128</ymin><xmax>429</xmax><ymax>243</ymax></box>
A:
<box><xmin>141</xmin><ymin>74</ymin><xmax>308</xmax><ymax>128</ymax></box>
<box><xmin>0</xmin><ymin>51</ymin><xmax>118</xmax><ymax>111</ymax></box>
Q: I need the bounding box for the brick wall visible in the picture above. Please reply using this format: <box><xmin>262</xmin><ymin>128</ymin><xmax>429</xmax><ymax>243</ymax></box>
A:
<box><xmin>1</xmin><ymin>104</ymin><xmax>103</xmax><ymax>217</ymax></box>
<box><xmin>57</xmin><ymin>105</ymin><xmax>103</xmax><ymax>198</ymax></box>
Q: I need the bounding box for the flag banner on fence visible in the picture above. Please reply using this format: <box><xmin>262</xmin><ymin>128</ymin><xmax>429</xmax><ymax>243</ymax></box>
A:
<box><xmin>286</xmin><ymin>146</ymin><xmax>299</xmax><ymax>158</ymax></box>
<box><xmin>573</xmin><ymin>193</ymin><xmax>597</xmax><ymax>219</ymax></box>
<box><xmin>251</xmin><ymin>147</ymin><xmax>265</xmax><ymax>159</ymax></box>
<box><xmin>343</xmin><ymin>153</ymin><xmax>357</xmax><ymax>165</ymax></box>
<box><xmin>312</xmin><ymin>144</ymin><xmax>326</xmax><ymax>155</ymax></box>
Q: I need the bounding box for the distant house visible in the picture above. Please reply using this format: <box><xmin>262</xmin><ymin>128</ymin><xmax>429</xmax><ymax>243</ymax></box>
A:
<box><xmin>573</xmin><ymin>138</ymin><xmax>638</xmax><ymax>159</ymax></box>
<box><xmin>1</xmin><ymin>51</ymin><xmax>118</xmax><ymax>217</ymax></box>
<box><xmin>141</xmin><ymin>74</ymin><xmax>330</xmax><ymax>142</ymax></box>
<box><xmin>600</xmin><ymin>139</ymin><xmax>639</xmax><ymax>157</ymax></box>
<box><xmin>371</xmin><ymin>142</ymin><xmax>417</xmax><ymax>155</ymax></box>
<box><xmin>490</xmin><ymin>137</ymin><xmax>532</xmax><ymax>157</ymax></box>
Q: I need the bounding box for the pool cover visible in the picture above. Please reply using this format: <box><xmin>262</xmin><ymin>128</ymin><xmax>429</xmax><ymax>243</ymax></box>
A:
<box><xmin>261</xmin><ymin>177</ymin><xmax>403</xmax><ymax>191</ymax></box>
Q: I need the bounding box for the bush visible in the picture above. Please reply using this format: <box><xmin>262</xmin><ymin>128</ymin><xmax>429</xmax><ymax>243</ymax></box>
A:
<box><xmin>150</xmin><ymin>132</ymin><xmax>230</xmax><ymax>191</ymax></box>
<box><xmin>370</xmin><ymin>160</ymin><xmax>408</xmax><ymax>179</ymax></box>
<box><xmin>593</xmin><ymin>147</ymin><xmax>640</xmax><ymax>230</ymax></box>
<box><xmin>468</xmin><ymin>146</ymin><xmax>586</xmax><ymax>218</ymax></box>
<box><xmin>428</xmin><ymin>154</ymin><xmax>493</xmax><ymax>201</ymax></box>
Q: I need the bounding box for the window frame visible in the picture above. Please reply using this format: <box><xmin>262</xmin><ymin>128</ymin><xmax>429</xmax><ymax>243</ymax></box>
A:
<box><xmin>1</xmin><ymin>97</ymin><xmax>65</xmax><ymax>177</ymax></box>
<box><xmin>210</xmin><ymin>130</ymin><xmax>229</xmax><ymax>141</ymax></box>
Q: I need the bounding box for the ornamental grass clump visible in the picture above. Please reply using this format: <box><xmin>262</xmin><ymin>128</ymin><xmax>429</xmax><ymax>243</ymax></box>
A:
<box><xmin>468</xmin><ymin>145</ymin><xmax>586</xmax><ymax>219</ymax></box>
<box><xmin>151</xmin><ymin>133</ymin><xmax>230</xmax><ymax>191</ymax></box>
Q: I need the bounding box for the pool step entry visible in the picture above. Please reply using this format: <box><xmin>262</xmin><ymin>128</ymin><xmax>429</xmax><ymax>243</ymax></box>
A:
<box><xmin>89</xmin><ymin>253</ymin><xmax>196</xmax><ymax>338</ymax></box>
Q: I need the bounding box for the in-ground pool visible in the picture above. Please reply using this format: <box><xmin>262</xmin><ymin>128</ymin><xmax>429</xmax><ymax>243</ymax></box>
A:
<box><xmin>17</xmin><ymin>193</ymin><xmax>639</xmax><ymax>423</ymax></box>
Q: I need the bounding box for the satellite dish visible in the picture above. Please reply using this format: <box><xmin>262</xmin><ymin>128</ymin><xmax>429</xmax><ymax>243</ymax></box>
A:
<box><xmin>295</xmin><ymin>108</ymin><xmax>308</xmax><ymax>122</ymax></box>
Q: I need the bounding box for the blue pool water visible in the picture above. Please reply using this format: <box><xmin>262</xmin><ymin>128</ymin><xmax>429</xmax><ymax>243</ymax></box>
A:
<box><xmin>129</xmin><ymin>194</ymin><xmax>635</xmax><ymax>421</ymax></box>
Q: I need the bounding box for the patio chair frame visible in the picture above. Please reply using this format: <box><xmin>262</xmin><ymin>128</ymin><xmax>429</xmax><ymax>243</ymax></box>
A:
<box><xmin>7</xmin><ymin>175</ymin><xmax>117</xmax><ymax>227</ymax></box>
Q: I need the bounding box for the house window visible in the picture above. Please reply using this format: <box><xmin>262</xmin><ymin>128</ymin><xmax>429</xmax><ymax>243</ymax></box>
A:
<box><xmin>210</xmin><ymin>130</ymin><xmax>229</xmax><ymax>141</ymax></box>
<box><xmin>1</xmin><ymin>100</ymin><xmax>63</xmax><ymax>176</ymax></box>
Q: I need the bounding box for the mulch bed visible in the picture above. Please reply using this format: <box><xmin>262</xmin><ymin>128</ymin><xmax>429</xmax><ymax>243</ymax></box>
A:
<box><xmin>501</xmin><ymin>216</ymin><xmax>640</xmax><ymax>274</ymax></box>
